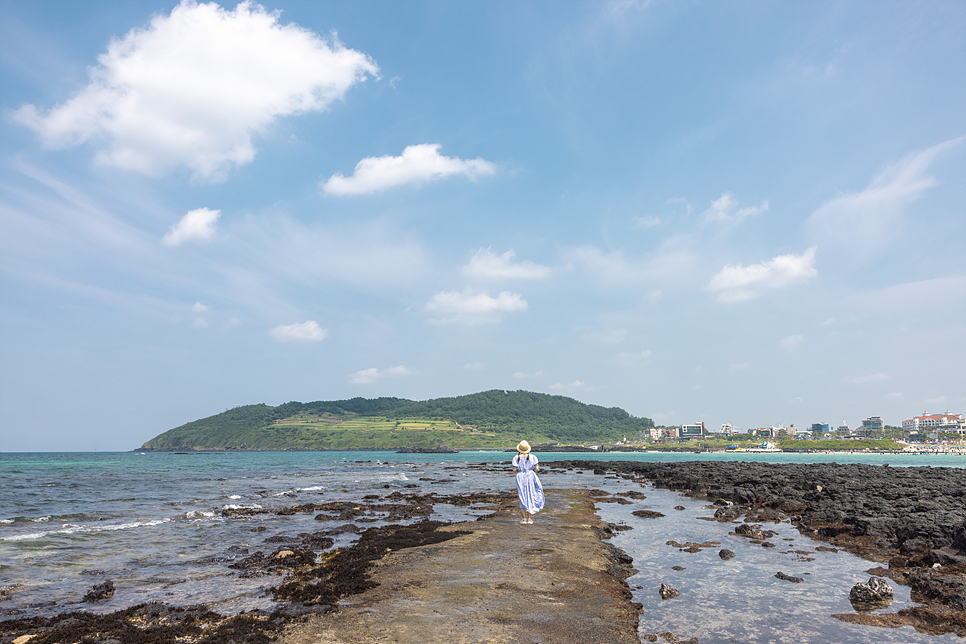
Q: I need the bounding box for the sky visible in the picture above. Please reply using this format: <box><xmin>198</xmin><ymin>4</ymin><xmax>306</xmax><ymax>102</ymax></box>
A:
<box><xmin>1</xmin><ymin>1</ymin><xmax>964</xmax><ymax>451</ymax></box>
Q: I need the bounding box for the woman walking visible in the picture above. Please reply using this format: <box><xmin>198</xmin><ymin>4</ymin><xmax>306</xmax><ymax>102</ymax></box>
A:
<box><xmin>512</xmin><ymin>440</ymin><xmax>544</xmax><ymax>524</ymax></box>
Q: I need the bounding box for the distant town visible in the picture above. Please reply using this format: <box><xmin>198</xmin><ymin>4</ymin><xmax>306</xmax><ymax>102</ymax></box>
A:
<box><xmin>640</xmin><ymin>411</ymin><xmax>966</xmax><ymax>446</ymax></box>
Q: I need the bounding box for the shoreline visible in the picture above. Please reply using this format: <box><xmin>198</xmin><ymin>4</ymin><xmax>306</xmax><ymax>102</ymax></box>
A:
<box><xmin>6</xmin><ymin>459</ymin><xmax>966</xmax><ymax>640</ymax></box>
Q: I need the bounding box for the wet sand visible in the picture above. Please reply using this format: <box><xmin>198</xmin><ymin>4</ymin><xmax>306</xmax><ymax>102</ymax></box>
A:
<box><xmin>280</xmin><ymin>488</ymin><xmax>641</xmax><ymax>644</ymax></box>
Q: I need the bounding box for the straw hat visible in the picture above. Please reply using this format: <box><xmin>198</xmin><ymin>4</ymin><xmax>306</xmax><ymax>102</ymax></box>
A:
<box><xmin>516</xmin><ymin>440</ymin><xmax>531</xmax><ymax>454</ymax></box>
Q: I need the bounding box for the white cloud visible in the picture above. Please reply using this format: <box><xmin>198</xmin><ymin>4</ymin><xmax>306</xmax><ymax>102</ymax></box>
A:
<box><xmin>887</xmin><ymin>392</ymin><xmax>903</xmax><ymax>399</ymax></box>
<box><xmin>348</xmin><ymin>365</ymin><xmax>413</xmax><ymax>385</ymax></box>
<box><xmin>702</xmin><ymin>192</ymin><xmax>768</xmax><ymax>226</ymax></box>
<box><xmin>633</xmin><ymin>215</ymin><xmax>661</xmax><ymax>228</ymax></box>
<box><xmin>709</xmin><ymin>247</ymin><xmax>817</xmax><ymax>302</ymax></box>
<box><xmin>192</xmin><ymin>302</ymin><xmax>210</xmax><ymax>313</ymax></box>
<box><xmin>425</xmin><ymin>288</ymin><xmax>527</xmax><ymax>325</ymax></box>
<box><xmin>548</xmin><ymin>380</ymin><xmax>585</xmax><ymax>391</ymax></box>
<box><xmin>647</xmin><ymin>289</ymin><xmax>663</xmax><ymax>304</ymax></box>
<box><xmin>789</xmin><ymin>396</ymin><xmax>803</xmax><ymax>404</ymax></box>
<box><xmin>462</xmin><ymin>248</ymin><xmax>551</xmax><ymax>280</ymax></box>
<box><xmin>512</xmin><ymin>370</ymin><xmax>543</xmax><ymax>378</ymax></box>
<box><xmin>269</xmin><ymin>320</ymin><xmax>327</xmax><ymax>342</ymax></box>
<box><xmin>925</xmin><ymin>395</ymin><xmax>948</xmax><ymax>405</ymax></box>
<box><xmin>464</xmin><ymin>362</ymin><xmax>485</xmax><ymax>371</ymax></box>
<box><xmin>322</xmin><ymin>143</ymin><xmax>496</xmax><ymax>195</ymax></box>
<box><xmin>12</xmin><ymin>1</ymin><xmax>378</xmax><ymax>181</ymax></box>
<box><xmin>583</xmin><ymin>329</ymin><xmax>628</xmax><ymax>344</ymax></box>
<box><xmin>805</xmin><ymin>137</ymin><xmax>964</xmax><ymax>255</ymax></box>
<box><xmin>729</xmin><ymin>363</ymin><xmax>749</xmax><ymax>372</ymax></box>
<box><xmin>192</xmin><ymin>317</ymin><xmax>208</xmax><ymax>328</ymax></box>
<box><xmin>842</xmin><ymin>373</ymin><xmax>889</xmax><ymax>384</ymax></box>
<box><xmin>162</xmin><ymin>208</ymin><xmax>220</xmax><ymax>246</ymax></box>
<box><xmin>780</xmin><ymin>334</ymin><xmax>804</xmax><ymax>351</ymax></box>
<box><xmin>819</xmin><ymin>317</ymin><xmax>836</xmax><ymax>326</ymax></box>
<box><xmin>616</xmin><ymin>349</ymin><xmax>652</xmax><ymax>363</ymax></box>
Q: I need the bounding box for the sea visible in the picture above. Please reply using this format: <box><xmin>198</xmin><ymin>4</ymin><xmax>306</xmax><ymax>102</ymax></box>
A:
<box><xmin>3</xmin><ymin>450</ymin><xmax>966</xmax><ymax>643</ymax></box>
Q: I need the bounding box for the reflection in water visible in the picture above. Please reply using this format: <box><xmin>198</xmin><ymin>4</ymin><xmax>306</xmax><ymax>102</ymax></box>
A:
<box><xmin>589</xmin><ymin>473</ymin><xmax>958</xmax><ymax>644</ymax></box>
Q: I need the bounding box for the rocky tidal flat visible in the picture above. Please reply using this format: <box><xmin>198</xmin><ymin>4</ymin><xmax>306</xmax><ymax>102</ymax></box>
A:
<box><xmin>555</xmin><ymin>459</ymin><xmax>966</xmax><ymax>637</ymax></box>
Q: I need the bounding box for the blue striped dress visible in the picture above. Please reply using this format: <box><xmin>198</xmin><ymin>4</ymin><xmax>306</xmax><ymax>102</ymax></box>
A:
<box><xmin>512</xmin><ymin>453</ymin><xmax>545</xmax><ymax>514</ymax></box>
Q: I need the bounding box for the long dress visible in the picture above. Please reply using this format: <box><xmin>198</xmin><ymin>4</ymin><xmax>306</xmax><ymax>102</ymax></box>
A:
<box><xmin>513</xmin><ymin>453</ymin><xmax>545</xmax><ymax>514</ymax></box>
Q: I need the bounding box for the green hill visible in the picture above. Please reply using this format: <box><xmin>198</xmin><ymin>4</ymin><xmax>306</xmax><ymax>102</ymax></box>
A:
<box><xmin>137</xmin><ymin>390</ymin><xmax>654</xmax><ymax>451</ymax></box>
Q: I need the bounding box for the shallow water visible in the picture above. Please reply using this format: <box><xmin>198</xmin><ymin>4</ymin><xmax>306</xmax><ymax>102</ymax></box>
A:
<box><xmin>1</xmin><ymin>451</ymin><xmax>963</xmax><ymax>642</ymax></box>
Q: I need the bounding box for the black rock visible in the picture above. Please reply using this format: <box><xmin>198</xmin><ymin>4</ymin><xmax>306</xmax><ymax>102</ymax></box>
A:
<box><xmin>775</xmin><ymin>571</ymin><xmax>804</xmax><ymax>583</ymax></box>
<box><xmin>659</xmin><ymin>583</ymin><xmax>680</xmax><ymax>599</ymax></box>
<box><xmin>83</xmin><ymin>580</ymin><xmax>115</xmax><ymax>602</ymax></box>
<box><xmin>849</xmin><ymin>576</ymin><xmax>893</xmax><ymax>609</ymax></box>
<box><xmin>719</xmin><ymin>549</ymin><xmax>736</xmax><ymax>560</ymax></box>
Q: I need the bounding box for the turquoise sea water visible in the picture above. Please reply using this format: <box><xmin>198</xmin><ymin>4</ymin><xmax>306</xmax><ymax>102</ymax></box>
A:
<box><xmin>2</xmin><ymin>450</ymin><xmax>963</xmax><ymax>643</ymax></box>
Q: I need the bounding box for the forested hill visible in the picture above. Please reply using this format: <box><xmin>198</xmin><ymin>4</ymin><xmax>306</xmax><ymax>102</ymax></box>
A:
<box><xmin>138</xmin><ymin>390</ymin><xmax>655</xmax><ymax>451</ymax></box>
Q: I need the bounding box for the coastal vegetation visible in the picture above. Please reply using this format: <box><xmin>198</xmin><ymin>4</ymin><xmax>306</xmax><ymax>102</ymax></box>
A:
<box><xmin>138</xmin><ymin>390</ymin><xmax>655</xmax><ymax>451</ymax></box>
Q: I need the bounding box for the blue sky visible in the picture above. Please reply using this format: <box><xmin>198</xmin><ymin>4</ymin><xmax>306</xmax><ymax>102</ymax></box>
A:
<box><xmin>1</xmin><ymin>0</ymin><xmax>964</xmax><ymax>451</ymax></box>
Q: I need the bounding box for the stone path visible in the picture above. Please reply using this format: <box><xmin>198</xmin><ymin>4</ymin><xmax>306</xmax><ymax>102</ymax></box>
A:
<box><xmin>280</xmin><ymin>489</ymin><xmax>641</xmax><ymax>644</ymax></box>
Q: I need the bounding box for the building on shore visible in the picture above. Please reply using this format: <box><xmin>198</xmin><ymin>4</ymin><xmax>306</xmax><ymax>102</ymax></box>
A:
<box><xmin>903</xmin><ymin>411</ymin><xmax>966</xmax><ymax>435</ymax></box>
<box><xmin>680</xmin><ymin>422</ymin><xmax>706</xmax><ymax>440</ymax></box>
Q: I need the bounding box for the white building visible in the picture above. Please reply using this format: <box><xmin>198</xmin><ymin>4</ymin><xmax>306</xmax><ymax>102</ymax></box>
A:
<box><xmin>903</xmin><ymin>411</ymin><xmax>966</xmax><ymax>434</ymax></box>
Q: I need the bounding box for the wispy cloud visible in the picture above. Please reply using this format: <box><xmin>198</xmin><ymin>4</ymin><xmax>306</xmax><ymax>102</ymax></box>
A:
<box><xmin>616</xmin><ymin>349</ymin><xmax>652</xmax><ymax>363</ymax></box>
<box><xmin>12</xmin><ymin>1</ymin><xmax>377</xmax><ymax>181</ymax></box>
<box><xmin>269</xmin><ymin>320</ymin><xmax>328</xmax><ymax>342</ymax></box>
<box><xmin>512</xmin><ymin>370</ymin><xmax>543</xmax><ymax>378</ymax></box>
<box><xmin>709</xmin><ymin>247</ymin><xmax>817</xmax><ymax>302</ymax></box>
<box><xmin>322</xmin><ymin>144</ymin><xmax>495</xmax><ymax>195</ymax></box>
<box><xmin>702</xmin><ymin>192</ymin><xmax>769</xmax><ymax>227</ymax></box>
<box><xmin>462</xmin><ymin>248</ymin><xmax>551</xmax><ymax>280</ymax></box>
<box><xmin>464</xmin><ymin>362</ymin><xmax>485</xmax><ymax>371</ymax></box>
<box><xmin>805</xmin><ymin>137</ymin><xmax>965</xmax><ymax>255</ymax></box>
<box><xmin>780</xmin><ymin>334</ymin><xmax>804</xmax><ymax>351</ymax></box>
<box><xmin>162</xmin><ymin>208</ymin><xmax>220</xmax><ymax>247</ymax></box>
<box><xmin>548</xmin><ymin>380</ymin><xmax>585</xmax><ymax>391</ymax></box>
<box><xmin>425</xmin><ymin>289</ymin><xmax>527</xmax><ymax>325</ymax></box>
<box><xmin>842</xmin><ymin>373</ymin><xmax>889</xmax><ymax>384</ymax></box>
<box><xmin>348</xmin><ymin>365</ymin><xmax>414</xmax><ymax>385</ymax></box>
<box><xmin>583</xmin><ymin>329</ymin><xmax>628</xmax><ymax>344</ymax></box>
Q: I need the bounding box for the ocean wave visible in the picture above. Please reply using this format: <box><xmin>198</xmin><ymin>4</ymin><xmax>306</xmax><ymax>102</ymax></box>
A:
<box><xmin>377</xmin><ymin>473</ymin><xmax>410</xmax><ymax>482</ymax></box>
<box><xmin>227</xmin><ymin>495</ymin><xmax>242</xmax><ymax>500</ymax></box>
<box><xmin>0</xmin><ymin>519</ymin><xmax>13</xmax><ymax>525</ymax></box>
<box><xmin>185</xmin><ymin>510</ymin><xmax>216</xmax><ymax>519</ymax></box>
<box><xmin>297</xmin><ymin>485</ymin><xmax>325</xmax><ymax>492</ymax></box>
<box><xmin>221</xmin><ymin>504</ymin><xmax>262</xmax><ymax>510</ymax></box>
<box><xmin>31</xmin><ymin>516</ymin><xmax>51</xmax><ymax>523</ymax></box>
<box><xmin>0</xmin><ymin>518</ymin><xmax>171</xmax><ymax>542</ymax></box>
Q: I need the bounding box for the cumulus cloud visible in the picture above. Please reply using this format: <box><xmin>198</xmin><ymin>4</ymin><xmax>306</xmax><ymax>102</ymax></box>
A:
<box><xmin>425</xmin><ymin>288</ymin><xmax>527</xmax><ymax>325</ymax></box>
<box><xmin>269</xmin><ymin>320</ymin><xmax>327</xmax><ymax>342</ymax></box>
<box><xmin>780</xmin><ymin>334</ymin><xmax>804</xmax><ymax>351</ymax></box>
<box><xmin>512</xmin><ymin>371</ymin><xmax>543</xmax><ymax>378</ymax></box>
<box><xmin>192</xmin><ymin>302</ymin><xmax>210</xmax><ymax>313</ymax></box>
<box><xmin>322</xmin><ymin>144</ymin><xmax>495</xmax><ymax>195</ymax></box>
<box><xmin>162</xmin><ymin>207</ymin><xmax>220</xmax><ymax>246</ymax></box>
<box><xmin>805</xmin><ymin>137</ymin><xmax>964</xmax><ymax>255</ymax></box>
<box><xmin>348</xmin><ymin>365</ymin><xmax>413</xmax><ymax>385</ymax></box>
<box><xmin>462</xmin><ymin>248</ymin><xmax>551</xmax><ymax>280</ymax></box>
<box><xmin>464</xmin><ymin>362</ymin><xmax>485</xmax><ymax>371</ymax></box>
<box><xmin>842</xmin><ymin>373</ymin><xmax>889</xmax><ymax>384</ymax></box>
<box><xmin>12</xmin><ymin>1</ymin><xmax>378</xmax><ymax>181</ymax></box>
<box><xmin>702</xmin><ymin>192</ymin><xmax>768</xmax><ymax>226</ymax></box>
<box><xmin>709</xmin><ymin>247</ymin><xmax>817</xmax><ymax>302</ymax></box>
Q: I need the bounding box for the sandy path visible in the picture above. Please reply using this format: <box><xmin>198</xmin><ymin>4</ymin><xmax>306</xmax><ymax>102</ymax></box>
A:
<box><xmin>281</xmin><ymin>488</ymin><xmax>641</xmax><ymax>644</ymax></box>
